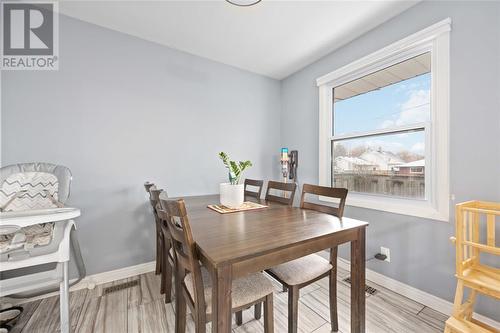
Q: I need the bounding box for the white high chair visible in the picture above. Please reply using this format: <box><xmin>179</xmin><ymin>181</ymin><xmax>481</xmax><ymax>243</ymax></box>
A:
<box><xmin>0</xmin><ymin>163</ymin><xmax>86</xmax><ymax>333</ymax></box>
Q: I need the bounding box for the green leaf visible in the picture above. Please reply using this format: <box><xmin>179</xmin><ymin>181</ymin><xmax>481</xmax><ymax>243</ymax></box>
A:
<box><xmin>238</xmin><ymin>160</ymin><xmax>252</xmax><ymax>172</ymax></box>
<box><xmin>218</xmin><ymin>152</ymin><xmax>252</xmax><ymax>184</ymax></box>
<box><xmin>219</xmin><ymin>152</ymin><xmax>230</xmax><ymax>169</ymax></box>
<box><xmin>229</xmin><ymin>161</ymin><xmax>240</xmax><ymax>176</ymax></box>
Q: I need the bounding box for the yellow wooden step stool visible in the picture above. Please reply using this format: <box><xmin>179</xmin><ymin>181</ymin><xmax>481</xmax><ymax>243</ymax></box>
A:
<box><xmin>445</xmin><ymin>201</ymin><xmax>500</xmax><ymax>333</ymax></box>
<box><xmin>445</xmin><ymin>316</ymin><xmax>500</xmax><ymax>333</ymax></box>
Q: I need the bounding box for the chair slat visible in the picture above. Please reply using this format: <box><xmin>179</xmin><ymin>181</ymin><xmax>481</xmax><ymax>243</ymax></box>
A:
<box><xmin>265</xmin><ymin>194</ymin><xmax>292</xmax><ymax>205</ymax></box>
<box><xmin>265</xmin><ymin>181</ymin><xmax>297</xmax><ymax>206</ymax></box>
<box><xmin>300</xmin><ymin>184</ymin><xmax>348</xmax><ymax>218</ymax></box>
<box><xmin>244</xmin><ymin>179</ymin><xmax>264</xmax><ymax>199</ymax></box>
<box><xmin>301</xmin><ymin>201</ymin><xmax>340</xmax><ymax>216</ymax></box>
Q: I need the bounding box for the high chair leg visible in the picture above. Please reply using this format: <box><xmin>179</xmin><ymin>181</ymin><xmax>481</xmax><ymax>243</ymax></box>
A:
<box><xmin>60</xmin><ymin>261</ymin><xmax>70</xmax><ymax>333</ymax></box>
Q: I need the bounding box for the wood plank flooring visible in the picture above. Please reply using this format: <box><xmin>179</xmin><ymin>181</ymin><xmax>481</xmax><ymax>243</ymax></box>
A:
<box><xmin>6</xmin><ymin>266</ymin><xmax>447</xmax><ymax>333</ymax></box>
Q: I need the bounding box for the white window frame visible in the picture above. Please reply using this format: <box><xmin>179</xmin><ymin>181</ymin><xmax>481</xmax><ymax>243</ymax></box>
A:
<box><xmin>316</xmin><ymin>18</ymin><xmax>451</xmax><ymax>221</ymax></box>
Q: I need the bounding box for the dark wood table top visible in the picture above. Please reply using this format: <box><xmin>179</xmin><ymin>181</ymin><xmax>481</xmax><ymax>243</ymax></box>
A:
<box><xmin>162</xmin><ymin>194</ymin><xmax>368</xmax><ymax>267</ymax></box>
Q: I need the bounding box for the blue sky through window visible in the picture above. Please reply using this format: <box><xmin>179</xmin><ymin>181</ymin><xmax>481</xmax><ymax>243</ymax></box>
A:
<box><xmin>333</xmin><ymin>73</ymin><xmax>430</xmax><ymax>156</ymax></box>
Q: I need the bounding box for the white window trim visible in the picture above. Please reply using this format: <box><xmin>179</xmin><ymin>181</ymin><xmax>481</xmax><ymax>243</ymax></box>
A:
<box><xmin>317</xmin><ymin>18</ymin><xmax>451</xmax><ymax>222</ymax></box>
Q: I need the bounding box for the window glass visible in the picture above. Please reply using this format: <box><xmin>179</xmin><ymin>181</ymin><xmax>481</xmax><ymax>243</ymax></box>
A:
<box><xmin>333</xmin><ymin>53</ymin><xmax>431</xmax><ymax>136</ymax></box>
<box><xmin>332</xmin><ymin>130</ymin><xmax>425</xmax><ymax>199</ymax></box>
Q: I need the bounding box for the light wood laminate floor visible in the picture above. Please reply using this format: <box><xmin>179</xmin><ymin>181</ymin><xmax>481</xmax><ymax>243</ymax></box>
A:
<box><xmin>6</xmin><ymin>265</ymin><xmax>447</xmax><ymax>333</ymax></box>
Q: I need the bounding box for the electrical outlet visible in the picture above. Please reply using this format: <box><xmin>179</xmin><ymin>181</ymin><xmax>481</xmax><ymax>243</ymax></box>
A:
<box><xmin>380</xmin><ymin>247</ymin><xmax>391</xmax><ymax>262</ymax></box>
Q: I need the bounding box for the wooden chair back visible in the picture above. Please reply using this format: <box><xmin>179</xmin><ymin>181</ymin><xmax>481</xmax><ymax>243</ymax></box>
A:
<box><xmin>144</xmin><ymin>181</ymin><xmax>155</xmax><ymax>194</ymax></box>
<box><xmin>149</xmin><ymin>188</ymin><xmax>163</xmax><ymax>219</ymax></box>
<box><xmin>160</xmin><ymin>198</ymin><xmax>207</xmax><ymax>317</ymax></box>
<box><xmin>144</xmin><ymin>182</ymin><xmax>159</xmax><ymax>210</ymax></box>
<box><xmin>244</xmin><ymin>179</ymin><xmax>264</xmax><ymax>199</ymax></box>
<box><xmin>300</xmin><ymin>184</ymin><xmax>348</xmax><ymax>218</ymax></box>
<box><xmin>453</xmin><ymin>201</ymin><xmax>499</xmax><ymax>278</ymax></box>
<box><xmin>265</xmin><ymin>181</ymin><xmax>297</xmax><ymax>206</ymax></box>
<box><xmin>155</xmin><ymin>190</ymin><xmax>172</xmax><ymax>243</ymax></box>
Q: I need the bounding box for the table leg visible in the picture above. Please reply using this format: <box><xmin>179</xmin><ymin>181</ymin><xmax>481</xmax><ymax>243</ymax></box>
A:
<box><xmin>211</xmin><ymin>264</ymin><xmax>232</xmax><ymax>333</ymax></box>
<box><xmin>350</xmin><ymin>227</ymin><xmax>366</xmax><ymax>333</ymax></box>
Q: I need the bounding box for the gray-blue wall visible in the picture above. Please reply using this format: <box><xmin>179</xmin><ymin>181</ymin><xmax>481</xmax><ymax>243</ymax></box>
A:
<box><xmin>280</xmin><ymin>1</ymin><xmax>500</xmax><ymax>319</ymax></box>
<box><xmin>2</xmin><ymin>1</ymin><xmax>499</xmax><ymax>321</ymax></box>
<box><xmin>1</xmin><ymin>15</ymin><xmax>282</xmax><ymax>275</ymax></box>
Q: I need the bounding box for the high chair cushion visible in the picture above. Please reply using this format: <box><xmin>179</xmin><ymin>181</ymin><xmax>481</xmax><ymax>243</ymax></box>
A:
<box><xmin>268</xmin><ymin>253</ymin><xmax>332</xmax><ymax>286</ymax></box>
<box><xmin>184</xmin><ymin>267</ymin><xmax>274</xmax><ymax>314</ymax></box>
<box><xmin>0</xmin><ymin>169</ymin><xmax>62</xmax><ymax>254</ymax></box>
<box><xmin>0</xmin><ymin>224</ymin><xmax>54</xmax><ymax>254</ymax></box>
<box><xmin>0</xmin><ymin>172</ymin><xmax>60</xmax><ymax>211</ymax></box>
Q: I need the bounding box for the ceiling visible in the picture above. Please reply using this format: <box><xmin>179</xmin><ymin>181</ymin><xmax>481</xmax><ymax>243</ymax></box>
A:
<box><xmin>59</xmin><ymin>1</ymin><xmax>419</xmax><ymax>80</ymax></box>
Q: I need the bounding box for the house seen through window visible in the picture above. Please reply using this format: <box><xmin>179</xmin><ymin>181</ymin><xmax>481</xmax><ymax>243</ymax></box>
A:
<box><xmin>332</xmin><ymin>53</ymin><xmax>430</xmax><ymax>199</ymax></box>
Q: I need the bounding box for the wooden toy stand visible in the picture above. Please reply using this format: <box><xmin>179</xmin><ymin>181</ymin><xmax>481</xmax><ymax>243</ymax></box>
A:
<box><xmin>445</xmin><ymin>201</ymin><xmax>500</xmax><ymax>333</ymax></box>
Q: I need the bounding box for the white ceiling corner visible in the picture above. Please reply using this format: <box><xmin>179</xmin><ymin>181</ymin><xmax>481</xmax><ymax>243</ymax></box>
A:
<box><xmin>59</xmin><ymin>0</ymin><xmax>419</xmax><ymax>80</ymax></box>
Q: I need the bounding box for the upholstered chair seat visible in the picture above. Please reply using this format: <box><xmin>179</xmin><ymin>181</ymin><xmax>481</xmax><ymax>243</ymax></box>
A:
<box><xmin>268</xmin><ymin>254</ymin><xmax>332</xmax><ymax>286</ymax></box>
<box><xmin>185</xmin><ymin>267</ymin><xmax>274</xmax><ymax>314</ymax></box>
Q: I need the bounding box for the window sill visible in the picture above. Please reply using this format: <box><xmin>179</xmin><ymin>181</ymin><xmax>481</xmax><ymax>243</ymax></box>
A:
<box><xmin>320</xmin><ymin>193</ymin><xmax>449</xmax><ymax>222</ymax></box>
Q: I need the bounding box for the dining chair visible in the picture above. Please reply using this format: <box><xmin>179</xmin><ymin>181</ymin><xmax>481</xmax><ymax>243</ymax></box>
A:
<box><xmin>266</xmin><ymin>184</ymin><xmax>348</xmax><ymax>333</ymax></box>
<box><xmin>144</xmin><ymin>182</ymin><xmax>162</xmax><ymax>276</ymax></box>
<box><xmin>264</xmin><ymin>181</ymin><xmax>297</xmax><ymax>206</ymax></box>
<box><xmin>150</xmin><ymin>188</ymin><xmax>175</xmax><ymax>303</ymax></box>
<box><xmin>236</xmin><ymin>179</ymin><xmax>266</xmax><ymax>325</ymax></box>
<box><xmin>161</xmin><ymin>198</ymin><xmax>275</xmax><ymax>333</ymax></box>
<box><xmin>244</xmin><ymin>178</ymin><xmax>264</xmax><ymax>200</ymax></box>
<box><xmin>235</xmin><ymin>180</ymin><xmax>297</xmax><ymax>325</ymax></box>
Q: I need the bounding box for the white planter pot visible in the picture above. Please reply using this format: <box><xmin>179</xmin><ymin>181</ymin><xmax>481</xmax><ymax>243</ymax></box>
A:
<box><xmin>220</xmin><ymin>183</ymin><xmax>244</xmax><ymax>208</ymax></box>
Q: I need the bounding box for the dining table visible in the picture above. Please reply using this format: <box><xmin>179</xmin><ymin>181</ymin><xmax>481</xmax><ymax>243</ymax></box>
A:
<box><xmin>160</xmin><ymin>193</ymin><xmax>368</xmax><ymax>333</ymax></box>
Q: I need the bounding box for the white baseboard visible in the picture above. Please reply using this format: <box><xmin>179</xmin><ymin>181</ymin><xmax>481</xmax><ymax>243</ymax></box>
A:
<box><xmin>3</xmin><ymin>261</ymin><xmax>156</xmax><ymax>306</ymax></box>
<box><xmin>81</xmin><ymin>261</ymin><xmax>156</xmax><ymax>288</ymax></box>
<box><xmin>336</xmin><ymin>257</ymin><xmax>500</xmax><ymax>329</ymax></box>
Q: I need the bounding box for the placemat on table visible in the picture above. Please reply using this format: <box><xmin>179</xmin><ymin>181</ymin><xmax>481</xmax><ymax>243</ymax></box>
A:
<box><xmin>207</xmin><ymin>201</ymin><xmax>268</xmax><ymax>214</ymax></box>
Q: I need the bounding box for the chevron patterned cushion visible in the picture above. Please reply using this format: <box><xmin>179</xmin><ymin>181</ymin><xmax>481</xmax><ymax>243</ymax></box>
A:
<box><xmin>0</xmin><ymin>172</ymin><xmax>59</xmax><ymax>211</ymax></box>
<box><xmin>0</xmin><ymin>172</ymin><xmax>59</xmax><ymax>253</ymax></box>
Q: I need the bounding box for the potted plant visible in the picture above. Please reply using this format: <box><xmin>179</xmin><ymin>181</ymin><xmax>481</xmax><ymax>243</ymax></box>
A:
<box><xmin>218</xmin><ymin>152</ymin><xmax>252</xmax><ymax>208</ymax></box>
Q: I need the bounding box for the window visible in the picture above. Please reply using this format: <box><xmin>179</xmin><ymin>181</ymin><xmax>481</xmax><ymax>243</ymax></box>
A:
<box><xmin>332</xmin><ymin>54</ymin><xmax>430</xmax><ymax>200</ymax></box>
<box><xmin>410</xmin><ymin>167</ymin><xmax>424</xmax><ymax>174</ymax></box>
<box><xmin>317</xmin><ymin>19</ymin><xmax>451</xmax><ymax>221</ymax></box>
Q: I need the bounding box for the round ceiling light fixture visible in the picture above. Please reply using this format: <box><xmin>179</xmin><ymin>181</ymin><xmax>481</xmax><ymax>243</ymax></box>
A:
<box><xmin>226</xmin><ymin>0</ymin><xmax>262</xmax><ymax>6</ymax></box>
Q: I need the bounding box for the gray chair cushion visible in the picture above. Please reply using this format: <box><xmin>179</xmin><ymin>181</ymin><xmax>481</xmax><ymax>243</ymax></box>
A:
<box><xmin>184</xmin><ymin>267</ymin><xmax>274</xmax><ymax>314</ymax></box>
<box><xmin>268</xmin><ymin>254</ymin><xmax>332</xmax><ymax>286</ymax></box>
